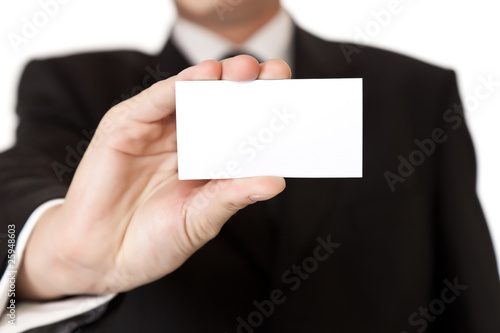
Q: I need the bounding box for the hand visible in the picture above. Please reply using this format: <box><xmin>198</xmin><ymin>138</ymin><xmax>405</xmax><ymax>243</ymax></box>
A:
<box><xmin>17</xmin><ymin>56</ymin><xmax>291</xmax><ymax>300</ymax></box>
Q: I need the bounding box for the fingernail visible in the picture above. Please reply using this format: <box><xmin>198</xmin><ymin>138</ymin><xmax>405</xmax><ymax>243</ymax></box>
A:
<box><xmin>249</xmin><ymin>194</ymin><xmax>273</xmax><ymax>202</ymax></box>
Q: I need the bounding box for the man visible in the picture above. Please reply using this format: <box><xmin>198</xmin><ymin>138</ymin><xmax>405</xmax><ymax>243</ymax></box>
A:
<box><xmin>1</xmin><ymin>0</ymin><xmax>499</xmax><ymax>332</ymax></box>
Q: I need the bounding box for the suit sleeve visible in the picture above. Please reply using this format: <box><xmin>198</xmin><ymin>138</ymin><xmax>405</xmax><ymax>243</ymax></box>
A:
<box><xmin>434</xmin><ymin>70</ymin><xmax>500</xmax><ymax>332</ymax></box>
<box><xmin>0</xmin><ymin>59</ymin><xmax>92</xmax><ymax>279</ymax></box>
<box><xmin>0</xmin><ymin>59</ymin><xmax>118</xmax><ymax>331</ymax></box>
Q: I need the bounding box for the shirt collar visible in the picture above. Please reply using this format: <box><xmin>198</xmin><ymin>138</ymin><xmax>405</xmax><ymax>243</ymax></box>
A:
<box><xmin>171</xmin><ymin>9</ymin><xmax>294</xmax><ymax>66</ymax></box>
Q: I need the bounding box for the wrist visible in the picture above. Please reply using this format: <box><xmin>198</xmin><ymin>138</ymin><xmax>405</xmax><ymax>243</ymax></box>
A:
<box><xmin>16</xmin><ymin>204</ymin><xmax>101</xmax><ymax>300</ymax></box>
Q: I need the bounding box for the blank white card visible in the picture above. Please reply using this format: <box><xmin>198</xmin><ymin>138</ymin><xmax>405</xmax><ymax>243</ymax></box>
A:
<box><xmin>175</xmin><ymin>78</ymin><xmax>362</xmax><ymax>180</ymax></box>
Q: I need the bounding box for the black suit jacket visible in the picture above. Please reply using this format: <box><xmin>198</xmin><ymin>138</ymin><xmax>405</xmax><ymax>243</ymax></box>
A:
<box><xmin>1</xmin><ymin>26</ymin><xmax>499</xmax><ymax>332</ymax></box>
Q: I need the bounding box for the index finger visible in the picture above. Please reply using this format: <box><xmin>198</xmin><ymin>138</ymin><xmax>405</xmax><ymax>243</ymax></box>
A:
<box><xmin>123</xmin><ymin>59</ymin><xmax>222</xmax><ymax>123</ymax></box>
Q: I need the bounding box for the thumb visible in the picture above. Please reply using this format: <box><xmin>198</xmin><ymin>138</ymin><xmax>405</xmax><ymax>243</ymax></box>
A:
<box><xmin>184</xmin><ymin>176</ymin><xmax>286</xmax><ymax>246</ymax></box>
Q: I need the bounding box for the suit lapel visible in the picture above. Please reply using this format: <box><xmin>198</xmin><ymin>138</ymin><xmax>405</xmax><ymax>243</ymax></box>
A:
<box><xmin>268</xmin><ymin>26</ymin><xmax>359</xmax><ymax>279</ymax></box>
<box><xmin>155</xmin><ymin>38</ymin><xmax>192</xmax><ymax>78</ymax></box>
<box><xmin>292</xmin><ymin>25</ymin><xmax>351</xmax><ymax>79</ymax></box>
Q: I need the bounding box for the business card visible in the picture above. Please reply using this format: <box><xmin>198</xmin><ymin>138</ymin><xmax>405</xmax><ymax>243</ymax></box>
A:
<box><xmin>176</xmin><ymin>78</ymin><xmax>363</xmax><ymax>179</ymax></box>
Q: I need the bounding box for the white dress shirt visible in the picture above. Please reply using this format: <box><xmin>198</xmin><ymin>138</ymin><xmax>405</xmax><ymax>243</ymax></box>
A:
<box><xmin>0</xmin><ymin>9</ymin><xmax>294</xmax><ymax>332</ymax></box>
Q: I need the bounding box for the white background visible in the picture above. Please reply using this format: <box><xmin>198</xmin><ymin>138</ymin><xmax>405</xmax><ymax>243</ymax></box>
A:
<box><xmin>1</xmin><ymin>0</ymin><xmax>499</xmax><ymax>269</ymax></box>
